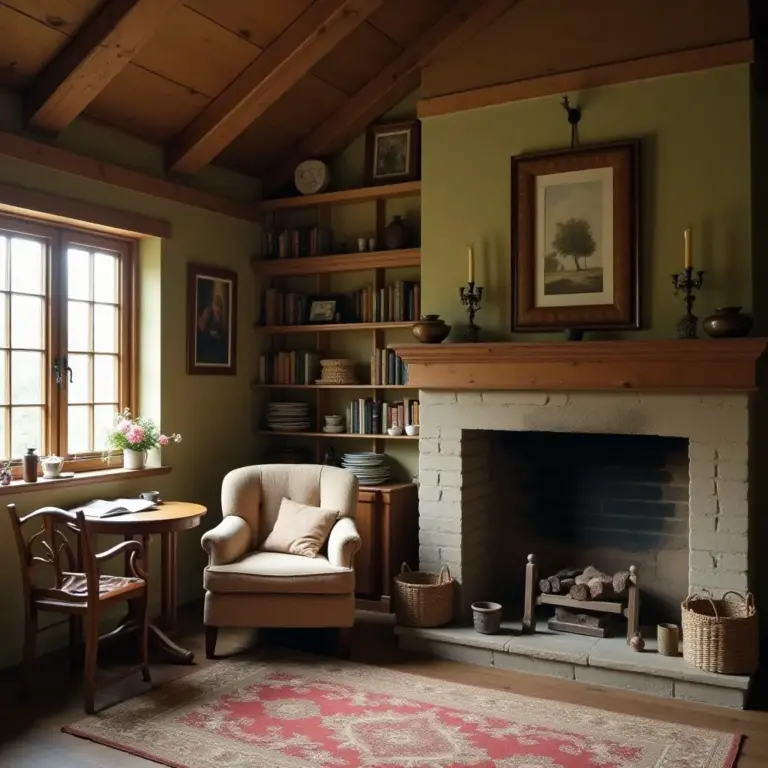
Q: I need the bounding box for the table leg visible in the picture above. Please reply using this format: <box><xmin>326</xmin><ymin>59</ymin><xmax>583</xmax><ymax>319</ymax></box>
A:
<box><xmin>161</xmin><ymin>532</ymin><xmax>178</xmax><ymax>632</ymax></box>
<box><xmin>150</xmin><ymin>530</ymin><xmax>193</xmax><ymax>663</ymax></box>
<box><xmin>112</xmin><ymin>531</ymin><xmax>195</xmax><ymax>664</ymax></box>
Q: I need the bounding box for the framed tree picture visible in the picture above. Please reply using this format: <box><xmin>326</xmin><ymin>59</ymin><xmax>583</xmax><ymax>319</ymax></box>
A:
<box><xmin>187</xmin><ymin>263</ymin><xmax>238</xmax><ymax>375</ymax></box>
<box><xmin>511</xmin><ymin>141</ymin><xmax>640</xmax><ymax>331</ymax></box>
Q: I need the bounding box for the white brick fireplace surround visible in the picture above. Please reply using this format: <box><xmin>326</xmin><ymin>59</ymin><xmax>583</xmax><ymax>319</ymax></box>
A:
<box><xmin>417</xmin><ymin>390</ymin><xmax>749</xmax><ymax>603</ymax></box>
<box><xmin>391</xmin><ymin>340</ymin><xmax>768</xmax><ymax>708</ymax></box>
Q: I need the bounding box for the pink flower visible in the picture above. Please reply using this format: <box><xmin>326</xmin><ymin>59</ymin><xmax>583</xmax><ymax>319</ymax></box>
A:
<box><xmin>126</xmin><ymin>425</ymin><xmax>145</xmax><ymax>445</ymax></box>
<box><xmin>117</xmin><ymin>418</ymin><xmax>131</xmax><ymax>433</ymax></box>
<box><xmin>158</xmin><ymin>434</ymin><xmax>169</xmax><ymax>447</ymax></box>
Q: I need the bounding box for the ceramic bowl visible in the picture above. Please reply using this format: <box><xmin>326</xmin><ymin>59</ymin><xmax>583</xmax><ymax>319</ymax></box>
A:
<box><xmin>387</xmin><ymin>426</ymin><xmax>403</xmax><ymax>436</ymax></box>
<box><xmin>405</xmin><ymin>424</ymin><xmax>420</xmax><ymax>436</ymax></box>
<box><xmin>325</xmin><ymin>414</ymin><xmax>343</xmax><ymax>426</ymax></box>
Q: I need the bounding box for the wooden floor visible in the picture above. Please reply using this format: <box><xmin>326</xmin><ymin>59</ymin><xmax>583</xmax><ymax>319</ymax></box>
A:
<box><xmin>1</xmin><ymin>608</ymin><xmax>767</xmax><ymax>766</ymax></box>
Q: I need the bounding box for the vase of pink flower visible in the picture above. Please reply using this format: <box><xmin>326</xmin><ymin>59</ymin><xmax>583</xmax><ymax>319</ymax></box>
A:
<box><xmin>106</xmin><ymin>408</ymin><xmax>181</xmax><ymax>469</ymax></box>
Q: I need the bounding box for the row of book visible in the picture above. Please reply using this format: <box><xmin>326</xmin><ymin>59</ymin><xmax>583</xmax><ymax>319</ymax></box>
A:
<box><xmin>263</xmin><ymin>227</ymin><xmax>332</xmax><ymax>260</ymax></box>
<box><xmin>262</xmin><ymin>283</ymin><xmax>421</xmax><ymax>326</ymax></box>
<box><xmin>263</xmin><ymin>289</ymin><xmax>311</xmax><ymax>326</ymax></box>
<box><xmin>371</xmin><ymin>349</ymin><xmax>408</xmax><ymax>386</ymax></box>
<box><xmin>346</xmin><ymin>399</ymin><xmax>420</xmax><ymax>435</ymax></box>
<box><xmin>350</xmin><ymin>281</ymin><xmax>420</xmax><ymax>323</ymax></box>
<box><xmin>258</xmin><ymin>352</ymin><xmax>319</xmax><ymax>385</ymax></box>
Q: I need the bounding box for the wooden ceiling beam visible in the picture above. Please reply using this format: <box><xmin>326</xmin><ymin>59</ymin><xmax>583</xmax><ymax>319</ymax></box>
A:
<box><xmin>166</xmin><ymin>0</ymin><xmax>384</xmax><ymax>176</ymax></box>
<box><xmin>24</xmin><ymin>0</ymin><xmax>182</xmax><ymax>134</ymax></box>
<box><xmin>264</xmin><ymin>0</ymin><xmax>521</xmax><ymax>192</ymax></box>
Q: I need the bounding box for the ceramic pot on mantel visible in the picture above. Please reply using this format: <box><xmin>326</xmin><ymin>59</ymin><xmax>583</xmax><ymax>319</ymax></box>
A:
<box><xmin>124</xmin><ymin>448</ymin><xmax>146</xmax><ymax>470</ymax></box>
<box><xmin>412</xmin><ymin>315</ymin><xmax>451</xmax><ymax>344</ymax></box>
<box><xmin>702</xmin><ymin>306</ymin><xmax>753</xmax><ymax>338</ymax></box>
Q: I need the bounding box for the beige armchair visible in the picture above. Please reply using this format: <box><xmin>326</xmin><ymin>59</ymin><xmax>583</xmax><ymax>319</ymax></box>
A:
<box><xmin>201</xmin><ymin>464</ymin><xmax>361</xmax><ymax>658</ymax></box>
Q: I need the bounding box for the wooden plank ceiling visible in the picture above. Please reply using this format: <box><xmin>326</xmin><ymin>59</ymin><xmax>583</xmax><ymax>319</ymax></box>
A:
<box><xmin>0</xmin><ymin>0</ymin><xmax>514</xmax><ymax>190</ymax></box>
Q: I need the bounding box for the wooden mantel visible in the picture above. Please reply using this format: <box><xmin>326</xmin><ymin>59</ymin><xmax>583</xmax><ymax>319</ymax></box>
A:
<box><xmin>391</xmin><ymin>339</ymin><xmax>768</xmax><ymax>392</ymax></box>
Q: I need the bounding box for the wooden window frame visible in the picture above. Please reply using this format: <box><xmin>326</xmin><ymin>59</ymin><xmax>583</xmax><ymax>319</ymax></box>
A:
<box><xmin>0</xmin><ymin>213</ymin><xmax>137</xmax><ymax>476</ymax></box>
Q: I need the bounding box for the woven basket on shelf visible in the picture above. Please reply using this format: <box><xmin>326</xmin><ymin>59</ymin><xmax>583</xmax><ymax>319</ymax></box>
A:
<box><xmin>394</xmin><ymin>563</ymin><xmax>454</xmax><ymax>628</ymax></box>
<box><xmin>681</xmin><ymin>591</ymin><xmax>758</xmax><ymax>675</ymax></box>
<box><xmin>319</xmin><ymin>359</ymin><xmax>357</xmax><ymax>385</ymax></box>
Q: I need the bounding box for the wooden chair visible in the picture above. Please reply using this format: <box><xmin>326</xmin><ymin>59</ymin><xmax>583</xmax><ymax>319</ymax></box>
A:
<box><xmin>8</xmin><ymin>504</ymin><xmax>151</xmax><ymax>713</ymax></box>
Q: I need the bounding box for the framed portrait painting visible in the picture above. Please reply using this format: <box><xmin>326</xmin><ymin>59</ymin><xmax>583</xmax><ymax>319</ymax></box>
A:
<box><xmin>187</xmin><ymin>263</ymin><xmax>238</xmax><ymax>375</ymax></box>
<box><xmin>511</xmin><ymin>141</ymin><xmax>640</xmax><ymax>331</ymax></box>
<box><xmin>366</xmin><ymin>120</ymin><xmax>420</xmax><ymax>185</ymax></box>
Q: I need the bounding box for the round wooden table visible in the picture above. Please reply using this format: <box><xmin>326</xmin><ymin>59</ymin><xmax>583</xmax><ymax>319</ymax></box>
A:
<box><xmin>88</xmin><ymin>501</ymin><xmax>207</xmax><ymax>663</ymax></box>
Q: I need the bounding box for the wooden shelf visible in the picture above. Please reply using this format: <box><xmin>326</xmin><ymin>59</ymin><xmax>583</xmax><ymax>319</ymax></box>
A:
<box><xmin>254</xmin><ymin>248</ymin><xmax>420</xmax><ymax>276</ymax></box>
<box><xmin>259</xmin><ymin>430</ymin><xmax>418</xmax><ymax>440</ymax></box>
<box><xmin>258</xmin><ymin>321</ymin><xmax>415</xmax><ymax>334</ymax></box>
<box><xmin>253</xmin><ymin>384</ymin><xmax>416</xmax><ymax>389</ymax></box>
<box><xmin>255</xmin><ymin>181</ymin><xmax>421</xmax><ymax>212</ymax></box>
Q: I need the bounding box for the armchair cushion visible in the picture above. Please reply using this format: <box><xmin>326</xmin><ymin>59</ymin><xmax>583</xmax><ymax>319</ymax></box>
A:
<box><xmin>261</xmin><ymin>497</ymin><xmax>338</xmax><ymax>558</ymax></box>
<box><xmin>204</xmin><ymin>551</ymin><xmax>353</xmax><ymax>595</ymax></box>
<box><xmin>201</xmin><ymin>515</ymin><xmax>252</xmax><ymax>566</ymax></box>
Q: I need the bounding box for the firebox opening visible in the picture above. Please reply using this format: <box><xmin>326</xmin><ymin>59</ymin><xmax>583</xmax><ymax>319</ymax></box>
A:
<box><xmin>463</xmin><ymin>430</ymin><xmax>689</xmax><ymax>630</ymax></box>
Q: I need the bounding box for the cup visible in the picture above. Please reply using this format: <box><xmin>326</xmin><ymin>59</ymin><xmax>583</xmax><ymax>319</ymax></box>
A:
<box><xmin>325</xmin><ymin>414</ymin><xmax>343</xmax><ymax>426</ymax></box>
<box><xmin>139</xmin><ymin>491</ymin><xmax>160</xmax><ymax>503</ymax></box>
<box><xmin>357</xmin><ymin>237</ymin><xmax>368</xmax><ymax>252</ymax></box>
<box><xmin>657</xmin><ymin>623</ymin><xmax>680</xmax><ymax>656</ymax></box>
<box><xmin>368</xmin><ymin>237</ymin><xmax>377</xmax><ymax>251</ymax></box>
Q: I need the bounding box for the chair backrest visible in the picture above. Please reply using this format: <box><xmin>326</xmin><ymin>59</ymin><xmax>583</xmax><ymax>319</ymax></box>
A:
<box><xmin>221</xmin><ymin>464</ymin><xmax>358</xmax><ymax>548</ymax></box>
<box><xmin>8</xmin><ymin>504</ymin><xmax>97</xmax><ymax>601</ymax></box>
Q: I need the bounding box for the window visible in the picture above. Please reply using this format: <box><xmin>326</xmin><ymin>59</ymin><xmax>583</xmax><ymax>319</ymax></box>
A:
<box><xmin>0</xmin><ymin>215</ymin><xmax>135</xmax><ymax>471</ymax></box>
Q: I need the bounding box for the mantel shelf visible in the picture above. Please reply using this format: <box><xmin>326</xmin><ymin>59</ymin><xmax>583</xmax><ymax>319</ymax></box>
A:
<box><xmin>390</xmin><ymin>339</ymin><xmax>768</xmax><ymax>393</ymax></box>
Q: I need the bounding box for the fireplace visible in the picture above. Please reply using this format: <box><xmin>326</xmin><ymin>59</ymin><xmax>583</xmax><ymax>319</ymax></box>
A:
<box><xmin>458</xmin><ymin>430</ymin><xmax>689</xmax><ymax>628</ymax></box>
<box><xmin>391</xmin><ymin>340</ymin><xmax>766</xmax><ymax>708</ymax></box>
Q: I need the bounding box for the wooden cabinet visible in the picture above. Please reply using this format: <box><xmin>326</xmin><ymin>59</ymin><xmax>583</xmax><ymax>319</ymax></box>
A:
<box><xmin>354</xmin><ymin>483</ymin><xmax>418</xmax><ymax>606</ymax></box>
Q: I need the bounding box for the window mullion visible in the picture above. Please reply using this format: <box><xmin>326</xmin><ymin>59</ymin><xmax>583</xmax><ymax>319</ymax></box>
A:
<box><xmin>50</xmin><ymin>231</ymin><xmax>67</xmax><ymax>457</ymax></box>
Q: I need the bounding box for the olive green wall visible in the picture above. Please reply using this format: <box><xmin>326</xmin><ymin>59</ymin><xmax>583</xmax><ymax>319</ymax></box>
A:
<box><xmin>421</xmin><ymin>65</ymin><xmax>753</xmax><ymax>340</ymax></box>
<box><xmin>0</xmin><ymin>98</ymin><xmax>260</xmax><ymax>669</ymax></box>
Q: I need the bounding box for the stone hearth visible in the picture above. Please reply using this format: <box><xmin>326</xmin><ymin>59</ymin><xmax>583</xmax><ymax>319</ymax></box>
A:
<box><xmin>391</xmin><ymin>340</ymin><xmax>767</xmax><ymax>708</ymax></box>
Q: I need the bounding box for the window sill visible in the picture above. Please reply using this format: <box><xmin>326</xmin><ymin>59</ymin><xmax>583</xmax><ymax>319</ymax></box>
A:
<box><xmin>0</xmin><ymin>466</ymin><xmax>171</xmax><ymax>496</ymax></box>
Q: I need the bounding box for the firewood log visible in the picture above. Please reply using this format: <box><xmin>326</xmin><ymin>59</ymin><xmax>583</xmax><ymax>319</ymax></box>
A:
<box><xmin>588</xmin><ymin>578</ymin><xmax>616</xmax><ymax>600</ymax></box>
<box><xmin>555</xmin><ymin>567</ymin><xmax>583</xmax><ymax>579</ymax></box>
<box><xmin>582</xmin><ymin>565</ymin><xmax>601</xmax><ymax>580</ymax></box>
<box><xmin>568</xmin><ymin>583</ymin><xmax>589</xmax><ymax>600</ymax></box>
<box><xmin>548</xmin><ymin>576</ymin><xmax>561</xmax><ymax>594</ymax></box>
<box><xmin>612</xmin><ymin>570</ymin><xmax>631</xmax><ymax>595</ymax></box>
<box><xmin>538</xmin><ymin>578</ymin><xmax>552</xmax><ymax>594</ymax></box>
<box><xmin>559</xmin><ymin>577</ymin><xmax>575</xmax><ymax>592</ymax></box>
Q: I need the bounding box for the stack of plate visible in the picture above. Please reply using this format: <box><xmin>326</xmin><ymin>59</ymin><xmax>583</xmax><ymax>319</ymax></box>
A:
<box><xmin>266</xmin><ymin>402</ymin><xmax>311</xmax><ymax>432</ymax></box>
<box><xmin>341</xmin><ymin>452</ymin><xmax>390</xmax><ymax>486</ymax></box>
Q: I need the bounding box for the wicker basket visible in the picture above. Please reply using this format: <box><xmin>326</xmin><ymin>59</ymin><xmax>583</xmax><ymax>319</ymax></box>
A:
<box><xmin>681</xmin><ymin>591</ymin><xmax>758</xmax><ymax>674</ymax></box>
<box><xmin>394</xmin><ymin>563</ymin><xmax>454</xmax><ymax>628</ymax></box>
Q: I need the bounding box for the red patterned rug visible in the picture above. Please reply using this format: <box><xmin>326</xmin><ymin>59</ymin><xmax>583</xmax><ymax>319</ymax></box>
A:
<box><xmin>64</xmin><ymin>655</ymin><xmax>740</xmax><ymax>767</ymax></box>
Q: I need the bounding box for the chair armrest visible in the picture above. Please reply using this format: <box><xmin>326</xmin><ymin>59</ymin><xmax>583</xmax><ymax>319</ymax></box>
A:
<box><xmin>95</xmin><ymin>539</ymin><xmax>147</xmax><ymax>579</ymax></box>
<box><xmin>327</xmin><ymin>516</ymin><xmax>361</xmax><ymax>569</ymax></box>
<box><xmin>201</xmin><ymin>515</ymin><xmax>252</xmax><ymax>566</ymax></box>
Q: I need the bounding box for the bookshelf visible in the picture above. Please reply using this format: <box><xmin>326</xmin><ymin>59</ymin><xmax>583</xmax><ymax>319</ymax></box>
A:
<box><xmin>254</xmin><ymin>181</ymin><xmax>421</xmax><ymax>470</ymax></box>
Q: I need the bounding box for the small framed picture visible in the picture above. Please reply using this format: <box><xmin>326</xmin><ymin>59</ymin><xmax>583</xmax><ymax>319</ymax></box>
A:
<box><xmin>366</xmin><ymin>120</ymin><xmax>420</xmax><ymax>185</ymax></box>
<box><xmin>187</xmin><ymin>263</ymin><xmax>238</xmax><ymax>375</ymax></box>
<box><xmin>308</xmin><ymin>299</ymin><xmax>338</xmax><ymax>324</ymax></box>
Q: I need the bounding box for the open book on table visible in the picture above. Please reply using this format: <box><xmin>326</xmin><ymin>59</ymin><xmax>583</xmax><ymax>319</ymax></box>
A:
<box><xmin>72</xmin><ymin>498</ymin><xmax>157</xmax><ymax>519</ymax></box>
